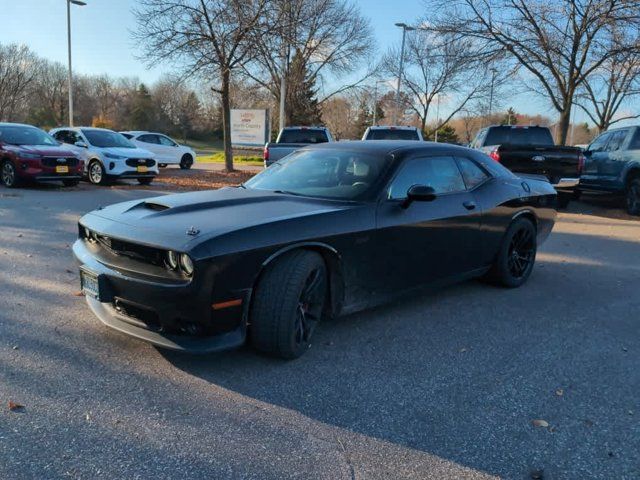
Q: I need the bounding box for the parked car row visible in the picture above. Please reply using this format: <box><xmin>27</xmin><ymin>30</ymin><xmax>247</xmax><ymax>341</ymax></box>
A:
<box><xmin>0</xmin><ymin>122</ymin><xmax>195</xmax><ymax>188</ymax></box>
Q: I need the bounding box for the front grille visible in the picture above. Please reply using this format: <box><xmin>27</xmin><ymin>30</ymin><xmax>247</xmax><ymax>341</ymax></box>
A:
<box><xmin>125</xmin><ymin>158</ymin><xmax>155</xmax><ymax>167</ymax></box>
<box><xmin>42</xmin><ymin>157</ymin><xmax>79</xmax><ymax>167</ymax></box>
<box><xmin>114</xmin><ymin>297</ymin><xmax>161</xmax><ymax>331</ymax></box>
<box><xmin>94</xmin><ymin>233</ymin><xmax>164</xmax><ymax>266</ymax></box>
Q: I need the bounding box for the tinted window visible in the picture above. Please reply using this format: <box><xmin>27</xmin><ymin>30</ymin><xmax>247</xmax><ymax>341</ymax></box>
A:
<box><xmin>470</xmin><ymin>129</ymin><xmax>487</xmax><ymax>148</ymax></box>
<box><xmin>0</xmin><ymin>125</ymin><xmax>58</xmax><ymax>146</ymax></box>
<box><xmin>457</xmin><ymin>157</ymin><xmax>489</xmax><ymax>189</ymax></box>
<box><xmin>158</xmin><ymin>135</ymin><xmax>177</xmax><ymax>146</ymax></box>
<box><xmin>605</xmin><ymin>129</ymin><xmax>628</xmax><ymax>151</ymax></box>
<box><xmin>484</xmin><ymin>126</ymin><xmax>554</xmax><ymax>146</ymax></box>
<box><xmin>278</xmin><ymin>129</ymin><xmax>329</xmax><ymax>144</ymax></box>
<box><xmin>367</xmin><ymin>129</ymin><xmax>420</xmax><ymax>140</ymax></box>
<box><xmin>245</xmin><ymin>149</ymin><xmax>390</xmax><ymax>200</ymax></box>
<box><xmin>138</xmin><ymin>134</ymin><xmax>159</xmax><ymax>144</ymax></box>
<box><xmin>588</xmin><ymin>132</ymin><xmax>612</xmax><ymax>152</ymax></box>
<box><xmin>82</xmin><ymin>129</ymin><xmax>135</xmax><ymax>148</ymax></box>
<box><xmin>629</xmin><ymin>129</ymin><xmax>640</xmax><ymax>151</ymax></box>
<box><xmin>388</xmin><ymin>156</ymin><xmax>466</xmax><ymax>199</ymax></box>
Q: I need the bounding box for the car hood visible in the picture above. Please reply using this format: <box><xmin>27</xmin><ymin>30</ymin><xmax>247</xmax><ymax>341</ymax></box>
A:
<box><xmin>80</xmin><ymin>187</ymin><xmax>361</xmax><ymax>255</ymax></box>
<box><xmin>4</xmin><ymin>144</ymin><xmax>77</xmax><ymax>157</ymax></box>
<box><xmin>96</xmin><ymin>146</ymin><xmax>154</xmax><ymax>158</ymax></box>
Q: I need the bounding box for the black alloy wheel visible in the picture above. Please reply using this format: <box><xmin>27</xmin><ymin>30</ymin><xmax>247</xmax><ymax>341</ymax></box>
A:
<box><xmin>250</xmin><ymin>250</ymin><xmax>328</xmax><ymax>359</ymax></box>
<box><xmin>485</xmin><ymin>217</ymin><xmax>537</xmax><ymax>288</ymax></box>
<box><xmin>626</xmin><ymin>179</ymin><xmax>640</xmax><ymax>216</ymax></box>
<box><xmin>137</xmin><ymin>177</ymin><xmax>153</xmax><ymax>185</ymax></box>
<box><xmin>1</xmin><ymin>160</ymin><xmax>19</xmax><ymax>188</ymax></box>
<box><xmin>180</xmin><ymin>154</ymin><xmax>193</xmax><ymax>170</ymax></box>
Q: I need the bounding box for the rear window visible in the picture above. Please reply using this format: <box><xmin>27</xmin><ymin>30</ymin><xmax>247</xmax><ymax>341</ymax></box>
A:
<box><xmin>278</xmin><ymin>129</ymin><xmax>329</xmax><ymax>144</ymax></box>
<box><xmin>367</xmin><ymin>129</ymin><xmax>420</xmax><ymax>140</ymax></box>
<box><xmin>484</xmin><ymin>127</ymin><xmax>554</xmax><ymax>146</ymax></box>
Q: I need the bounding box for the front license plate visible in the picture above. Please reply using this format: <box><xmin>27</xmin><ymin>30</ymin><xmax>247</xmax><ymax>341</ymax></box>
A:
<box><xmin>56</xmin><ymin>166</ymin><xmax>69</xmax><ymax>173</ymax></box>
<box><xmin>137</xmin><ymin>166</ymin><xmax>148</xmax><ymax>173</ymax></box>
<box><xmin>80</xmin><ymin>269</ymin><xmax>100</xmax><ymax>300</ymax></box>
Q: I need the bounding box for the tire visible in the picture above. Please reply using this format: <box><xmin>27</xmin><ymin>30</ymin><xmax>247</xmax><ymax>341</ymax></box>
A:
<box><xmin>485</xmin><ymin>217</ymin><xmax>537</xmax><ymax>288</ymax></box>
<box><xmin>179</xmin><ymin>154</ymin><xmax>193</xmax><ymax>170</ymax></box>
<box><xmin>137</xmin><ymin>177</ymin><xmax>153</xmax><ymax>185</ymax></box>
<box><xmin>1</xmin><ymin>160</ymin><xmax>19</xmax><ymax>188</ymax></box>
<box><xmin>62</xmin><ymin>179</ymin><xmax>80</xmax><ymax>187</ymax></box>
<box><xmin>626</xmin><ymin>179</ymin><xmax>640</xmax><ymax>216</ymax></box>
<box><xmin>250</xmin><ymin>250</ymin><xmax>328</xmax><ymax>359</ymax></box>
<box><xmin>88</xmin><ymin>160</ymin><xmax>107</xmax><ymax>185</ymax></box>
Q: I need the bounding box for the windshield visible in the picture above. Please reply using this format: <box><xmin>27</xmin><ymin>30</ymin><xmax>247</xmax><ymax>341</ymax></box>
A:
<box><xmin>484</xmin><ymin>127</ymin><xmax>554</xmax><ymax>146</ymax></box>
<box><xmin>244</xmin><ymin>149</ymin><xmax>390</xmax><ymax>200</ymax></box>
<box><xmin>0</xmin><ymin>125</ymin><xmax>59</xmax><ymax>146</ymax></box>
<box><xmin>82</xmin><ymin>129</ymin><xmax>135</xmax><ymax>148</ymax></box>
<box><xmin>367</xmin><ymin>129</ymin><xmax>420</xmax><ymax>140</ymax></box>
<box><xmin>278</xmin><ymin>129</ymin><xmax>329</xmax><ymax>144</ymax></box>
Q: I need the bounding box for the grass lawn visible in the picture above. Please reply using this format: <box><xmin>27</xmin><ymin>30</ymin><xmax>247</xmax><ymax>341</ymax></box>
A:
<box><xmin>184</xmin><ymin>138</ymin><xmax>223</xmax><ymax>155</ymax></box>
<box><xmin>197</xmin><ymin>152</ymin><xmax>263</xmax><ymax>166</ymax></box>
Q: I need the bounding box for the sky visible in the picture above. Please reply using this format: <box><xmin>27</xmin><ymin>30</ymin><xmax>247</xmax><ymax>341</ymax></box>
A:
<box><xmin>0</xmin><ymin>0</ymin><xmax>596</xmax><ymax>124</ymax></box>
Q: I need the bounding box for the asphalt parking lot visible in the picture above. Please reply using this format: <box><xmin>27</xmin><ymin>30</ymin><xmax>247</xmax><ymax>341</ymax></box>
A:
<box><xmin>0</xmin><ymin>182</ymin><xmax>639</xmax><ymax>480</ymax></box>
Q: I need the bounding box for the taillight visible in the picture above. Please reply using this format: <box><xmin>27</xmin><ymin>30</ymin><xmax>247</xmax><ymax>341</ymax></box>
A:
<box><xmin>489</xmin><ymin>148</ymin><xmax>500</xmax><ymax>162</ymax></box>
<box><xmin>263</xmin><ymin>145</ymin><xmax>269</xmax><ymax>161</ymax></box>
<box><xmin>578</xmin><ymin>153</ymin><xmax>585</xmax><ymax>175</ymax></box>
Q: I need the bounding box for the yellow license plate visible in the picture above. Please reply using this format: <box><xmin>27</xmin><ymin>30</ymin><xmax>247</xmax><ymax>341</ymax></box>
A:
<box><xmin>137</xmin><ymin>166</ymin><xmax>148</xmax><ymax>173</ymax></box>
<box><xmin>56</xmin><ymin>166</ymin><xmax>69</xmax><ymax>173</ymax></box>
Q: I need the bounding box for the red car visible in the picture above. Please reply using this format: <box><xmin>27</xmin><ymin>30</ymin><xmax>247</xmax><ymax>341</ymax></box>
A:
<box><xmin>0</xmin><ymin>123</ymin><xmax>83</xmax><ymax>188</ymax></box>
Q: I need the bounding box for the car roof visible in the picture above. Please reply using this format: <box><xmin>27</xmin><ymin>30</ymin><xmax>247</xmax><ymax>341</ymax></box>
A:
<box><xmin>302</xmin><ymin>140</ymin><xmax>472</xmax><ymax>156</ymax></box>
<box><xmin>120</xmin><ymin>131</ymin><xmax>149</xmax><ymax>135</ymax></box>
<box><xmin>367</xmin><ymin>125</ymin><xmax>419</xmax><ymax>130</ymax></box>
<box><xmin>53</xmin><ymin>126</ymin><xmax>117</xmax><ymax>132</ymax></box>
<box><xmin>0</xmin><ymin>122</ymin><xmax>40</xmax><ymax>128</ymax></box>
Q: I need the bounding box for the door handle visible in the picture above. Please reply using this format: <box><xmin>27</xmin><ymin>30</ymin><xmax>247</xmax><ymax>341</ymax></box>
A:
<box><xmin>463</xmin><ymin>201</ymin><xmax>477</xmax><ymax>210</ymax></box>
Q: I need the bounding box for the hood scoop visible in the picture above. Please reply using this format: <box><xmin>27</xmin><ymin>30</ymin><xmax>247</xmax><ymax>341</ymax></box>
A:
<box><xmin>142</xmin><ymin>201</ymin><xmax>170</xmax><ymax>212</ymax></box>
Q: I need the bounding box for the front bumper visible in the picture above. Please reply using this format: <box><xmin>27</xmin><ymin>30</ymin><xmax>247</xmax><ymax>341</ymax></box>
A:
<box><xmin>73</xmin><ymin>239</ymin><xmax>247</xmax><ymax>353</ymax></box>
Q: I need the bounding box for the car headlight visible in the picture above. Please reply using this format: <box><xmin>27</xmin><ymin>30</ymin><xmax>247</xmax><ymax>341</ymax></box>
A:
<box><xmin>104</xmin><ymin>153</ymin><xmax>126</xmax><ymax>160</ymax></box>
<box><xmin>180</xmin><ymin>253</ymin><xmax>194</xmax><ymax>276</ymax></box>
<box><xmin>166</xmin><ymin>250</ymin><xmax>179</xmax><ymax>270</ymax></box>
<box><xmin>19</xmin><ymin>152</ymin><xmax>41</xmax><ymax>160</ymax></box>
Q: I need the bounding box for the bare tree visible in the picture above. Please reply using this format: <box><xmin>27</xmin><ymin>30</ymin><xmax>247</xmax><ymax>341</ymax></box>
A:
<box><xmin>578</xmin><ymin>28</ymin><xmax>640</xmax><ymax>132</ymax></box>
<box><xmin>431</xmin><ymin>0</ymin><xmax>640</xmax><ymax>144</ymax></box>
<box><xmin>382</xmin><ymin>30</ymin><xmax>495</xmax><ymax>134</ymax></box>
<box><xmin>0</xmin><ymin>44</ymin><xmax>39</xmax><ymax>121</ymax></box>
<box><xmin>133</xmin><ymin>0</ymin><xmax>268</xmax><ymax>171</ymax></box>
<box><xmin>242</xmin><ymin>0</ymin><xmax>375</xmax><ymax>125</ymax></box>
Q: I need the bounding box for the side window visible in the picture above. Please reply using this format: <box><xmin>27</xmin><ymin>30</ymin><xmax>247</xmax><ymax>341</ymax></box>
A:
<box><xmin>629</xmin><ymin>129</ymin><xmax>640</xmax><ymax>151</ymax></box>
<box><xmin>69</xmin><ymin>131</ymin><xmax>80</xmax><ymax>144</ymax></box>
<box><xmin>388</xmin><ymin>156</ymin><xmax>466</xmax><ymax>199</ymax></box>
<box><xmin>139</xmin><ymin>134</ymin><xmax>159</xmax><ymax>144</ymax></box>
<box><xmin>605</xmin><ymin>130</ymin><xmax>628</xmax><ymax>152</ymax></box>
<box><xmin>53</xmin><ymin>130</ymin><xmax>69</xmax><ymax>143</ymax></box>
<box><xmin>471</xmin><ymin>129</ymin><xmax>485</xmax><ymax>148</ymax></box>
<box><xmin>457</xmin><ymin>157</ymin><xmax>490</xmax><ymax>189</ymax></box>
<box><xmin>158</xmin><ymin>135</ymin><xmax>177</xmax><ymax>146</ymax></box>
<box><xmin>588</xmin><ymin>132</ymin><xmax>612</xmax><ymax>152</ymax></box>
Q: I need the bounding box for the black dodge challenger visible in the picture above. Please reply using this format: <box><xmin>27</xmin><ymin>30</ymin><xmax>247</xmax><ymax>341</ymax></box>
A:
<box><xmin>73</xmin><ymin>141</ymin><xmax>556</xmax><ymax>359</ymax></box>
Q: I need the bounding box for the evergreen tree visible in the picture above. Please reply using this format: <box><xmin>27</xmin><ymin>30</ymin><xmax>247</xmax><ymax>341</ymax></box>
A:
<box><xmin>287</xmin><ymin>50</ymin><xmax>322</xmax><ymax>125</ymax></box>
<box><xmin>425</xmin><ymin>124</ymin><xmax>460</xmax><ymax>144</ymax></box>
<box><xmin>355</xmin><ymin>99</ymin><xmax>372</xmax><ymax>137</ymax></box>
<box><xmin>129</xmin><ymin>83</ymin><xmax>154</xmax><ymax>130</ymax></box>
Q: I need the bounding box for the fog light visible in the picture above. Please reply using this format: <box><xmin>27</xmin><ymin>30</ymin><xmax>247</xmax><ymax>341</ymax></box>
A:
<box><xmin>166</xmin><ymin>251</ymin><xmax>179</xmax><ymax>270</ymax></box>
<box><xmin>180</xmin><ymin>254</ymin><xmax>194</xmax><ymax>276</ymax></box>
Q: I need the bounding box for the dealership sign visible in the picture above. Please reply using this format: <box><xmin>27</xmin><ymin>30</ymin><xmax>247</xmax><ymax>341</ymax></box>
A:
<box><xmin>230</xmin><ymin>109</ymin><xmax>269</xmax><ymax>147</ymax></box>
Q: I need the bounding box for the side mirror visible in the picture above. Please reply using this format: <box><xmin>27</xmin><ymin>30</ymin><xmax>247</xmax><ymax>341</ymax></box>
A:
<box><xmin>402</xmin><ymin>184</ymin><xmax>437</xmax><ymax>208</ymax></box>
<box><xmin>75</xmin><ymin>141</ymin><xmax>88</xmax><ymax>148</ymax></box>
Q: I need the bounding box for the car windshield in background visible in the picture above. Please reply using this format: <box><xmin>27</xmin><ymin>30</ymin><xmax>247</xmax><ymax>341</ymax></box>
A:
<box><xmin>279</xmin><ymin>129</ymin><xmax>329</xmax><ymax>144</ymax></box>
<box><xmin>0</xmin><ymin>126</ymin><xmax>58</xmax><ymax>146</ymax></box>
<box><xmin>368</xmin><ymin>129</ymin><xmax>419</xmax><ymax>140</ymax></box>
<box><xmin>484</xmin><ymin>127</ymin><xmax>554</xmax><ymax>146</ymax></box>
<box><xmin>82</xmin><ymin>129</ymin><xmax>135</xmax><ymax>148</ymax></box>
<box><xmin>244</xmin><ymin>149</ymin><xmax>390</xmax><ymax>200</ymax></box>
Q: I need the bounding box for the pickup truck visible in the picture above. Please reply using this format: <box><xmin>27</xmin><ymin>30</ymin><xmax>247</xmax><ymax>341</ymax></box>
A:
<box><xmin>471</xmin><ymin>125</ymin><xmax>584</xmax><ymax>207</ymax></box>
<box><xmin>362</xmin><ymin>126</ymin><xmax>423</xmax><ymax>141</ymax></box>
<box><xmin>263</xmin><ymin>126</ymin><xmax>333</xmax><ymax>167</ymax></box>
<box><xmin>578</xmin><ymin>125</ymin><xmax>640</xmax><ymax>215</ymax></box>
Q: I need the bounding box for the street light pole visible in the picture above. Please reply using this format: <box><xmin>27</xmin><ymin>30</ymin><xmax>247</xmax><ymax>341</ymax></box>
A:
<box><xmin>67</xmin><ymin>0</ymin><xmax>86</xmax><ymax>127</ymax></box>
<box><xmin>394</xmin><ymin>23</ymin><xmax>415</xmax><ymax>124</ymax></box>
<box><xmin>488</xmin><ymin>67</ymin><xmax>497</xmax><ymax>123</ymax></box>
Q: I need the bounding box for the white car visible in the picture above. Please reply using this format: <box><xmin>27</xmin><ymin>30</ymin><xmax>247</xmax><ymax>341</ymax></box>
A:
<box><xmin>50</xmin><ymin>127</ymin><xmax>158</xmax><ymax>185</ymax></box>
<box><xmin>120</xmin><ymin>131</ymin><xmax>196</xmax><ymax>169</ymax></box>
<box><xmin>362</xmin><ymin>126</ymin><xmax>424</xmax><ymax>141</ymax></box>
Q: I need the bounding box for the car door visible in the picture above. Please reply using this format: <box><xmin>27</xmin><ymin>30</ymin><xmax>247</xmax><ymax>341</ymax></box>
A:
<box><xmin>157</xmin><ymin>135</ymin><xmax>180</xmax><ymax>163</ymax></box>
<box><xmin>582</xmin><ymin>131</ymin><xmax>612</xmax><ymax>187</ymax></box>
<box><xmin>136</xmin><ymin>134</ymin><xmax>164</xmax><ymax>161</ymax></box>
<box><xmin>375</xmin><ymin>155</ymin><xmax>483</xmax><ymax>293</ymax></box>
<box><xmin>600</xmin><ymin>129</ymin><xmax>630</xmax><ymax>186</ymax></box>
